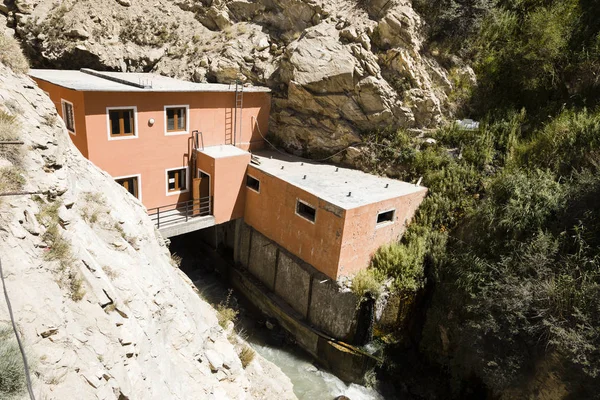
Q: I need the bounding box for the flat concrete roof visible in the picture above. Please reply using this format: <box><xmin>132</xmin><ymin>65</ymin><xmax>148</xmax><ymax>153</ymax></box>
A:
<box><xmin>249</xmin><ymin>151</ymin><xmax>426</xmax><ymax>210</ymax></box>
<box><xmin>29</xmin><ymin>69</ymin><xmax>271</xmax><ymax>93</ymax></box>
<box><xmin>199</xmin><ymin>145</ymin><xmax>249</xmax><ymax>159</ymax></box>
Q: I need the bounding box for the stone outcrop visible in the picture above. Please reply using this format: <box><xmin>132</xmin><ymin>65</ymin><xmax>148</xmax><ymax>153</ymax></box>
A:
<box><xmin>0</xmin><ymin>64</ymin><xmax>296</xmax><ymax>399</ymax></box>
<box><xmin>2</xmin><ymin>0</ymin><xmax>468</xmax><ymax>157</ymax></box>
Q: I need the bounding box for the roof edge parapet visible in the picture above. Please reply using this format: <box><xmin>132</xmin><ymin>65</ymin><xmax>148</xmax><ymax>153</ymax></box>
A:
<box><xmin>80</xmin><ymin>68</ymin><xmax>152</xmax><ymax>89</ymax></box>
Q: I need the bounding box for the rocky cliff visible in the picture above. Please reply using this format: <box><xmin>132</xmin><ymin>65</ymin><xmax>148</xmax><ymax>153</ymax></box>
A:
<box><xmin>1</xmin><ymin>0</ymin><xmax>473</xmax><ymax>155</ymax></box>
<box><xmin>0</xmin><ymin>62</ymin><xmax>295</xmax><ymax>399</ymax></box>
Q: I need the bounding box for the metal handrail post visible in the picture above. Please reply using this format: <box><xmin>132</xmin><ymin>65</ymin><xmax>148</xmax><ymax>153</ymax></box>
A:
<box><xmin>156</xmin><ymin>207</ymin><xmax>160</xmax><ymax>229</ymax></box>
<box><xmin>186</xmin><ymin>201</ymin><xmax>189</xmax><ymax>222</ymax></box>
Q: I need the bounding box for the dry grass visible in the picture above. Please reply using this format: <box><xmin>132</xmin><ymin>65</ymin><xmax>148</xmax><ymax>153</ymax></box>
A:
<box><xmin>170</xmin><ymin>253</ymin><xmax>182</xmax><ymax>268</ymax></box>
<box><xmin>0</xmin><ymin>110</ymin><xmax>25</xmax><ymax>197</ymax></box>
<box><xmin>0</xmin><ymin>167</ymin><xmax>25</xmax><ymax>194</ymax></box>
<box><xmin>238</xmin><ymin>345</ymin><xmax>255</xmax><ymax>368</ymax></box>
<box><xmin>102</xmin><ymin>265</ymin><xmax>119</xmax><ymax>280</ymax></box>
<box><xmin>0</xmin><ymin>324</ymin><xmax>26</xmax><ymax>397</ymax></box>
<box><xmin>216</xmin><ymin>289</ymin><xmax>238</xmax><ymax>328</ymax></box>
<box><xmin>36</xmin><ymin>199</ymin><xmax>86</xmax><ymax>302</ymax></box>
<box><xmin>0</xmin><ymin>34</ymin><xmax>29</xmax><ymax>74</ymax></box>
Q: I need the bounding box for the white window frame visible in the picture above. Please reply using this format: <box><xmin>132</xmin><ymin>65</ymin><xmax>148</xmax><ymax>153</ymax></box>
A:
<box><xmin>164</xmin><ymin>104</ymin><xmax>190</xmax><ymax>136</ymax></box>
<box><xmin>61</xmin><ymin>99</ymin><xmax>76</xmax><ymax>136</ymax></box>
<box><xmin>106</xmin><ymin>106</ymin><xmax>139</xmax><ymax>141</ymax></box>
<box><xmin>376</xmin><ymin>208</ymin><xmax>396</xmax><ymax>228</ymax></box>
<box><xmin>165</xmin><ymin>166</ymin><xmax>190</xmax><ymax>196</ymax></box>
<box><xmin>114</xmin><ymin>173</ymin><xmax>142</xmax><ymax>202</ymax></box>
<box><xmin>246</xmin><ymin>174</ymin><xmax>261</xmax><ymax>194</ymax></box>
<box><xmin>295</xmin><ymin>199</ymin><xmax>316</xmax><ymax>224</ymax></box>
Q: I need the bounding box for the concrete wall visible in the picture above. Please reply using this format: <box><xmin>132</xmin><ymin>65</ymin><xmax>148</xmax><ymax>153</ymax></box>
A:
<box><xmin>338</xmin><ymin>188</ymin><xmax>428</xmax><ymax>277</ymax></box>
<box><xmin>34</xmin><ymin>80</ymin><xmax>89</xmax><ymax>158</ymax></box>
<box><xmin>235</xmin><ymin>222</ymin><xmax>360</xmax><ymax>342</ymax></box>
<box><xmin>244</xmin><ymin>165</ymin><xmax>346</xmax><ymax>280</ymax></box>
<box><xmin>196</xmin><ymin>151</ymin><xmax>250</xmax><ymax>224</ymax></box>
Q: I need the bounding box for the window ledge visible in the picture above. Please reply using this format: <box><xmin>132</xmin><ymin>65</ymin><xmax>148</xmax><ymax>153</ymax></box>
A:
<box><xmin>167</xmin><ymin>189</ymin><xmax>190</xmax><ymax>196</ymax></box>
<box><xmin>165</xmin><ymin>130</ymin><xmax>189</xmax><ymax>136</ymax></box>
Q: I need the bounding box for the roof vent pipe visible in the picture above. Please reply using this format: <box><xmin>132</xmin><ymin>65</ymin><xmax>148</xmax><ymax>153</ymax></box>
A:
<box><xmin>385</xmin><ymin>183</ymin><xmax>389</xmax><ymax>188</ymax></box>
<box><xmin>336</xmin><ymin>167</ymin><xmax>339</xmax><ymax>172</ymax></box>
<box><xmin>303</xmin><ymin>175</ymin><xmax>307</xmax><ymax>179</ymax></box>
<box><xmin>347</xmin><ymin>192</ymin><xmax>352</xmax><ymax>197</ymax></box>
<box><xmin>281</xmin><ymin>166</ymin><xmax>284</xmax><ymax>169</ymax></box>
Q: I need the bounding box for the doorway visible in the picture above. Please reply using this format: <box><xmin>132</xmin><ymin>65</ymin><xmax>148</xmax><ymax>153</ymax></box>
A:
<box><xmin>193</xmin><ymin>169</ymin><xmax>211</xmax><ymax>216</ymax></box>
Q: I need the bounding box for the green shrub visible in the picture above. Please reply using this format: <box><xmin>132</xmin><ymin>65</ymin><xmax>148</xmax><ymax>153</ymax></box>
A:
<box><xmin>371</xmin><ymin>234</ymin><xmax>427</xmax><ymax>292</ymax></box>
<box><xmin>351</xmin><ymin>268</ymin><xmax>385</xmax><ymax>298</ymax></box>
<box><xmin>0</xmin><ymin>325</ymin><xmax>26</xmax><ymax>398</ymax></box>
<box><xmin>0</xmin><ymin>34</ymin><xmax>28</xmax><ymax>74</ymax></box>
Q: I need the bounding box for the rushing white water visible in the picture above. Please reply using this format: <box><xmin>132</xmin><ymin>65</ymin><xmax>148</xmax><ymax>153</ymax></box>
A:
<box><xmin>245</xmin><ymin>323</ymin><xmax>384</xmax><ymax>400</ymax></box>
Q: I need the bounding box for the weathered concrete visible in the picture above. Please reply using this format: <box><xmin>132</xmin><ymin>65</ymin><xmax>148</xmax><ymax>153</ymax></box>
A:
<box><xmin>274</xmin><ymin>251</ymin><xmax>312</xmax><ymax>318</ymax></box>
<box><xmin>308</xmin><ymin>276</ymin><xmax>359</xmax><ymax>342</ymax></box>
<box><xmin>238</xmin><ymin>222</ymin><xmax>361</xmax><ymax>342</ymax></box>
<box><xmin>248</xmin><ymin>230</ymin><xmax>278</xmax><ymax>290</ymax></box>
<box><xmin>229</xmin><ymin>266</ymin><xmax>377</xmax><ymax>383</ymax></box>
<box><xmin>157</xmin><ymin>215</ymin><xmax>216</xmax><ymax>238</ymax></box>
<box><xmin>237</xmin><ymin>219</ymin><xmax>252</xmax><ymax>267</ymax></box>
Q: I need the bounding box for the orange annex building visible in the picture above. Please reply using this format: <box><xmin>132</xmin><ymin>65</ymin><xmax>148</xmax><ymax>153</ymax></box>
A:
<box><xmin>30</xmin><ymin>69</ymin><xmax>427</xmax><ymax>281</ymax></box>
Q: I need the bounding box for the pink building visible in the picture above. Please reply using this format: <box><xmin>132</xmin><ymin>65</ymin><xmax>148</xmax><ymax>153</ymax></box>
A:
<box><xmin>30</xmin><ymin>69</ymin><xmax>426</xmax><ymax>281</ymax></box>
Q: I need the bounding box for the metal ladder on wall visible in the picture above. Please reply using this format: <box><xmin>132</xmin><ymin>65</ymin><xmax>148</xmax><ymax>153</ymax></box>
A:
<box><xmin>232</xmin><ymin>80</ymin><xmax>243</xmax><ymax>146</ymax></box>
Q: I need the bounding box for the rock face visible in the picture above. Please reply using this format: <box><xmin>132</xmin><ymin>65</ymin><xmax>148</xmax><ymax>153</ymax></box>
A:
<box><xmin>0</xmin><ymin>64</ymin><xmax>296</xmax><ymax>399</ymax></box>
<box><xmin>1</xmin><ymin>0</ymin><xmax>468</xmax><ymax>156</ymax></box>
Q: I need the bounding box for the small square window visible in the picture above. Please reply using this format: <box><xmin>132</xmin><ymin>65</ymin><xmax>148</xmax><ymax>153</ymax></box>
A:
<box><xmin>109</xmin><ymin>108</ymin><xmax>136</xmax><ymax>137</ymax></box>
<box><xmin>116</xmin><ymin>176</ymin><xmax>139</xmax><ymax>199</ymax></box>
<box><xmin>166</xmin><ymin>106</ymin><xmax>187</xmax><ymax>133</ymax></box>
<box><xmin>246</xmin><ymin>175</ymin><xmax>260</xmax><ymax>192</ymax></box>
<box><xmin>167</xmin><ymin>168</ymin><xmax>187</xmax><ymax>193</ymax></box>
<box><xmin>377</xmin><ymin>210</ymin><xmax>395</xmax><ymax>224</ymax></box>
<box><xmin>296</xmin><ymin>200</ymin><xmax>316</xmax><ymax>223</ymax></box>
<box><xmin>61</xmin><ymin>100</ymin><xmax>75</xmax><ymax>134</ymax></box>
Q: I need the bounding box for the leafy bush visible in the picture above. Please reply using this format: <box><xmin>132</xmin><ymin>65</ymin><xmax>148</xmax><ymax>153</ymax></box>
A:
<box><xmin>0</xmin><ymin>34</ymin><xmax>28</xmax><ymax>74</ymax></box>
<box><xmin>351</xmin><ymin>268</ymin><xmax>385</xmax><ymax>298</ymax></box>
<box><xmin>0</xmin><ymin>325</ymin><xmax>25</xmax><ymax>398</ymax></box>
<box><xmin>371</xmin><ymin>233</ymin><xmax>427</xmax><ymax>292</ymax></box>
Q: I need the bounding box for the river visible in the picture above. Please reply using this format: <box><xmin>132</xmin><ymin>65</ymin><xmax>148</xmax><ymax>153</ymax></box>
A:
<box><xmin>179</xmin><ymin>259</ymin><xmax>386</xmax><ymax>400</ymax></box>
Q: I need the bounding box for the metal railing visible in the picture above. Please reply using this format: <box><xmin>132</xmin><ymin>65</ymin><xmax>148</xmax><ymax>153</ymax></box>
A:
<box><xmin>148</xmin><ymin>196</ymin><xmax>212</xmax><ymax>229</ymax></box>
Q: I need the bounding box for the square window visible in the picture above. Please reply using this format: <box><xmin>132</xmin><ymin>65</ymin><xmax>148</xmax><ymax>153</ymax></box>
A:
<box><xmin>165</xmin><ymin>106</ymin><xmax>187</xmax><ymax>133</ymax></box>
<box><xmin>246</xmin><ymin>175</ymin><xmax>260</xmax><ymax>192</ymax></box>
<box><xmin>167</xmin><ymin>168</ymin><xmax>187</xmax><ymax>193</ymax></box>
<box><xmin>115</xmin><ymin>176</ymin><xmax>139</xmax><ymax>199</ymax></box>
<box><xmin>296</xmin><ymin>200</ymin><xmax>316</xmax><ymax>223</ymax></box>
<box><xmin>108</xmin><ymin>108</ymin><xmax>136</xmax><ymax>137</ymax></box>
<box><xmin>377</xmin><ymin>209</ymin><xmax>395</xmax><ymax>224</ymax></box>
<box><xmin>61</xmin><ymin>100</ymin><xmax>75</xmax><ymax>134</ymax></box>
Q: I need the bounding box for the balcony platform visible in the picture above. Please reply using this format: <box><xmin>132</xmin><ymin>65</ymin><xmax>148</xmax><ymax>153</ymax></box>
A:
<box><xmin>148</xmin><ymin>198</ymin><xmax>214</xmax><ymax>238</ymax></box>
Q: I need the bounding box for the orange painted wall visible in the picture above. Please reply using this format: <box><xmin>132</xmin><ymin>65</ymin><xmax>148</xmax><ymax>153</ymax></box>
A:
<box><xmin>78</xmin><ymin>90</ymin><xmax>269</xmax><ymax>210</ymax></box>
<box><xmin>196</xmin><ymin>151</ymin><xmax>250</xmax><ymax>224</ymax></box>
<box><xmin>244</xmin><ymin>165</ymin><xmax>346</xmax><ymax>279</ymax></box>
<box><xmin>337</xmin><ymin>189</ymin><xmax>428</xmax><ymax>277</ymax></box>
<box><xmin>33</xmin><ymin>78</ymin><xmax>89</xmax><ymax>158</ymax></box>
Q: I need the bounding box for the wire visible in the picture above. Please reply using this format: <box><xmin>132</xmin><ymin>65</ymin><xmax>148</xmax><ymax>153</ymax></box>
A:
<box><xmin>0</xmin><ymin>257</ymin><xmax>36</xmax><ymax>400</ymax></box>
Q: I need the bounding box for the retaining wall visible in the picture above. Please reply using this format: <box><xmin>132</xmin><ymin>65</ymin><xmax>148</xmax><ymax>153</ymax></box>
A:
<box><xmin>234</xmin><ymin>220</ymin><xmax>361</xmax><ymax>342</ymax></box>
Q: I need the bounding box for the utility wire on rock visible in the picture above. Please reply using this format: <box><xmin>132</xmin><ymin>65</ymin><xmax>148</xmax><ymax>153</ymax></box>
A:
<box><xmin>0</xmin><ymin>257</ymin><xmax>36</xmax><ymax>400</ymax></box>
